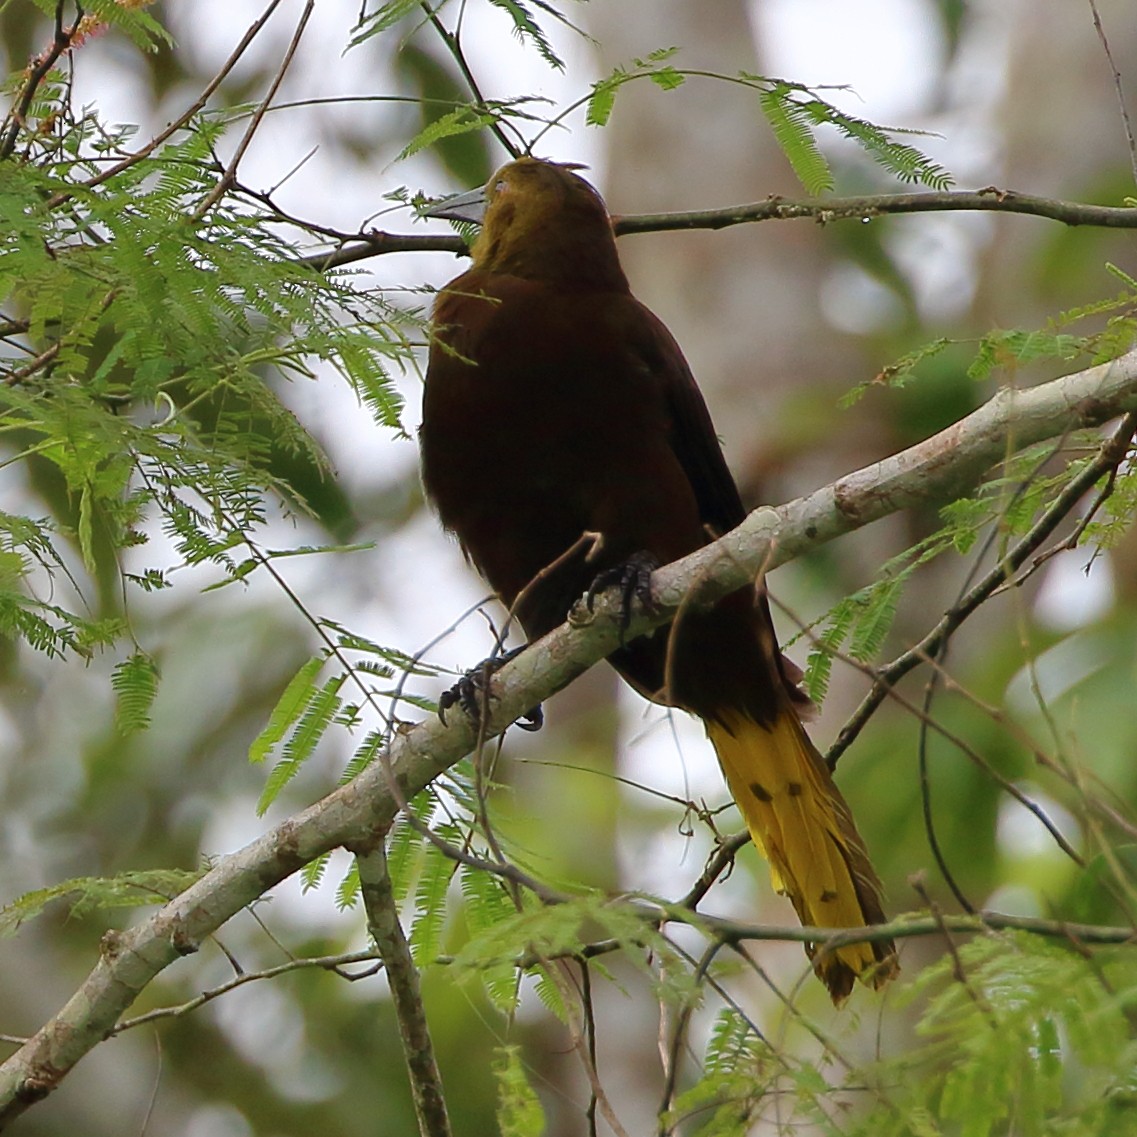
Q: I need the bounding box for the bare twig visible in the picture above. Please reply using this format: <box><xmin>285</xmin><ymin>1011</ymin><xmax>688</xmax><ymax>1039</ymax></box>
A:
<box><xmin>612</xmin><ymin>188</ymin><xmax>1137</xmax><ymax>235</ymax></box>
<box><xmin>113</xmin><ymin>950</ymin><xmax>382</xmax><ymax>1033</ymax></box>
<box><xmin>309</xmin><ymin>188</ymin><xmax>1137</xmax><ymax>271</ymax></box>
<box><xmin>193</xmin><ymin>0</ymin><xmax>315</xmax><ymax>219</ymax></box>
<box><xmin>678</xmin><ymin>831</ymin><xmax>751</xmax><ymax>909</ymax></box>
<box><xmin>1087</xmin><ymin>0</ymin><xmax>1137</xmax><ymax>186</ymax></box>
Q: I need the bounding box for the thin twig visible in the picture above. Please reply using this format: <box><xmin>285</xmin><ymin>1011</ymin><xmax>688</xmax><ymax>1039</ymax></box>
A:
<box><xmin>1087</xmin><ymin>0</ymin><xmax>1137</xmax><ymax>186</ymax></box>
<box><xmin>113</xmin><ymin>950</ymin><xmax>382</xmax><ymax>1033</ymax></box>
<box><xmin>193</xmin><ymin>0</ymin><xmax>315</xmax><ymax>219</ymax></box>
<box><xmin>613</xmin><ymin>188</ymin><xmax>1137</xmax><ymax>234</ymax></box>
<box><xmin>679</xmin><ymin>831</ymin><xmax>751</xmax><ymax>909</ymax></box>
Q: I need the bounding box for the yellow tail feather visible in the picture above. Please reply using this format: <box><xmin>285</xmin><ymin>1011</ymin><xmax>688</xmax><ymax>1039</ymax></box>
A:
<box><xmin>707</xmin><ymin>708</ymin><xmax>898</xmax><ymax>1002</ymax></box>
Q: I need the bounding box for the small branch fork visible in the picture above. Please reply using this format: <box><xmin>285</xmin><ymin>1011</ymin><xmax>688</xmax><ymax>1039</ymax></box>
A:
<box><xmin>1</xmin><ymin>350</ymin><xmax>1136</xmax><ymax>1125</ymax></box>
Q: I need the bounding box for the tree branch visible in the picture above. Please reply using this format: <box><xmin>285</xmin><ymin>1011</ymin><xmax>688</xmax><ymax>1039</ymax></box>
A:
<box><xmin>611</xmin><ymin>187</ymin><xmax>1137</xmax><ymax>235</ymax></box>
<box><xmin>2</xmin><ymin>349</ymin><xmax>1136</xmax><ymax>1125</ymax></box>
<box><xmin>307</xmin><ymin>188</ymin><xmax>1137</xmax><ymax>269</ymax></box>
<box><xmin>356</xmin><ymin>843</ymin><xmax>452</xmax><ymax>1137</ymax></box>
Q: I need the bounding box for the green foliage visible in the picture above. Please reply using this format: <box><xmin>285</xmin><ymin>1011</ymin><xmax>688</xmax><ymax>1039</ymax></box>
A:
<box><xmin>111</xmin><ymin>649</ymin><xmax>160</xmax><ymax>734</ymax></box>
<box><xmin>349</xmin><ymin>0</ymin><xmax>424</xmax><ymax>45</ymax></box>
<box><xmin>586</xmin><ymin>48</ymin><xmax>691</xmax><ymax>127</ymax></box>
<box><xmin>0</xmin><ymin>74</ymin><xmax>415</xmax><ymax>731</ymax></box>
<box><xmin>877</xmin><ymin>935</ymin><xmax>1137</xmax><ymax>1136</ymax></box>
<box><xmin>459</xmin><ymin>865</ymin><xmax>522</xmax><ymax>1010</ymax></box>
<box><xmin>666</xmin><ymin>1009</ymin><xmax>770</xmax><ymax>1136</ymax></box>
<box><xmin>494</xmin><ymin>1044</ymin><xmax>546</xmax><ymax>1137</ymax></box>
<box><xmin>408</xmin><ymin>822</ymin><xmax>461</xmax><ymax>965</ymax></box>
<box><xmin>398</xmin><ymin>104</ymin><xmax>503</xmax><ymax>162</ymax></box>
<box><xmin>256</xmin><ymin>673</ymin><xmax>346</xmax><ymax>815</ymax></box>
<box><xmin>758</xmin><ymin>83</ymin><xmax>834</xmax><ymax>195</ymax></box>
<box><xmin>0</xmin><ymin>868</ymin><xmax>203</xmax><ymax>937</ymax></box>
<box><xmin>485</xmin><ymin>0</ymin><xmax>574</xmax><ymax>72</ymax></box>
<box><xmin>803</xmin><ymin>568</ymin><xmax>912</xmax><ymax>703</ymax></box>
<box><xmin>587</xmin><ymin>58</ymin><xmax>951</xmax><ymax>194</ymax></box>
<box><xmin>966</xmin><ymin>328</ymin><xmax>1084</xmax><ymax>382</ymax></box>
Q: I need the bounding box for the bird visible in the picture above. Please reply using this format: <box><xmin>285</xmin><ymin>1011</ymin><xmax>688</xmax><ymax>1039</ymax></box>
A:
<box><xmin>419</xmin><ymin>157</ymin><xmax>898</xmax><ymax>1002</ymax></box>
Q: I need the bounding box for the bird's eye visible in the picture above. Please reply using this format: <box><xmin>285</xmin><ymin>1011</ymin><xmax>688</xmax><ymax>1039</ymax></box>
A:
<box><xmin>492</xmin><ymin>178</ymin><xmax>508</xmax><ymax>197</ymax></box>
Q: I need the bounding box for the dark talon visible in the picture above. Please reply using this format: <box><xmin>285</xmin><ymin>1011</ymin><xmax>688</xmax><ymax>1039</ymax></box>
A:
<box><xmin>517</xmin><ymin>703</ymin><xmax>543</xmax><ymax>731</ymax></box>
<box><xmin>437</xmin><ymin>645</ymin><xmax>543</xmax><ymax>732</ymax></box>
<box><xmin>586</xmin><ymin>550</ymin><xmax>659</xmax><ymax>640</ymax></box>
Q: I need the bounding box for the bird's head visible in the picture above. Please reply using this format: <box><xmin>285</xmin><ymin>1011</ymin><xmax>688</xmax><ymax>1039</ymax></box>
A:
<box><xmin>423</xmin><ymin>157</ymin><xmax>628</xmax><ymax>289</ymax></box>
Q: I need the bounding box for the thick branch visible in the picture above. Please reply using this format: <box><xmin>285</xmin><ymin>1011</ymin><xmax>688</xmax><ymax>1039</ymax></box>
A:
<box><xmin>1</xmin><ymin>349</ymin><xmax>1136</xmax><ymax>1125</ymax></box>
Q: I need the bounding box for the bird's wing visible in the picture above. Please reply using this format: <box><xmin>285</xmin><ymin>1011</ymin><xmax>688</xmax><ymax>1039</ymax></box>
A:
<box><xmin>625</xmin><ymin>299</ymin><xmax>747</xmax><ymax>537</ymax></box>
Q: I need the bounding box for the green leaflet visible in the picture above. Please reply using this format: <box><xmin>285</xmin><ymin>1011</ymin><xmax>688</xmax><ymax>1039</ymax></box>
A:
<box><xmin>256</xmin><ymin>673</ymin><xmax>346</xmax><ymax>815</ymax></box>
<box><xmin>759</xmin><ymin>85</ymin><xmax>834</xmax><ymax>196</ymax></box>
<box><xmin>249</xmin><ymin>654</ymin><xmax>326</xmax><ymax>765</ymax></box>
<box><xmin>111</xmin><ymin>650</ymin><xmax>160</xmax><ymax>734</ymax></box>
<box><xmin>493</xmin><ymin>1044</ymin><xmax>545</xmax><ymax>1137</ymax></box>
<box><xmin>0</xmin><ymin>869</ymin><xmax>202</xmax><ymax>938</ymax></box>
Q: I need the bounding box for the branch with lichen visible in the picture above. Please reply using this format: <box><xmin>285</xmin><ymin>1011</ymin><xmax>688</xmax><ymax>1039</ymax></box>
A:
<box><xmin>1</xmin><ymin>348</ymin><xmax>1136</xmax><ymax>1126</ymax></box>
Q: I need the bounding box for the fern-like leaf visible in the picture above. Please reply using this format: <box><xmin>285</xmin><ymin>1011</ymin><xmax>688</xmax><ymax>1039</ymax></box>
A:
<box><xmin>256</xmin><ymin>672</ymin><xmax>345</xmax><ymax>814</ymax></box>
<box><xmin>249</xmin><ymin>654</ymin><xmax>326</xmax><ymax>764</ymax></box>
<box><xmin>493</xmin><ymin>1044</ymin><xmax>546</xmax><ymax>1137</ymax></box>
<box><xmin>111</xmin><ymin>650</ymin><xmax>160</xmax><ymax>734</ymax></box>
<box><xmin>0</xmin><ymin>868</ymin><xmax>201</xmax><ymax>938</ymax></box>
<box><xmin>759</xmin><ymin>85</ymin><xmax>834</xmax><ymax>195</ymax></box>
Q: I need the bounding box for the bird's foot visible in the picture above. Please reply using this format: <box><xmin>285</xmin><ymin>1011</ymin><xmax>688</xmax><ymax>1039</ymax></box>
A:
<box><xmin>437</xmin><ymin>645</ymin><xmax>544</xmax><ymax>733</ymax></box>
<box><xmin>585</xmin><ymin>550</ymin><xmax>659</xmax><ymax>641</ymax></box>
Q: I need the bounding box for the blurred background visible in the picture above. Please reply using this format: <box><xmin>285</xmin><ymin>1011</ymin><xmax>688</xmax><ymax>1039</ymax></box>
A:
<box><xmin>1</xmin><ymin>1</ymin><xmax>1136</xmax><ymax>1133</ymax></box>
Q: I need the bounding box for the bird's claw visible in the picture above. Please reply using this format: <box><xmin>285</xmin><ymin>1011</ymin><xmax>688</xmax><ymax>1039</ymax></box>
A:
<box><xmin>437</xmin><ymin>645</ymin><xmax>544</xmax><ymax>732</ymax></box>
<box><xmin>586</xmin><ymin>550</ymin><xmax>659</xmax><ymax>640</ymax></box>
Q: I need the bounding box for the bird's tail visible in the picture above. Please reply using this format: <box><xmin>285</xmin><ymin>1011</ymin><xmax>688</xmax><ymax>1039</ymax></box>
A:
<box><xmin>706</xmin><ymin>708</ymin><xmax>898</xmax><ymax>1002</ymax></box>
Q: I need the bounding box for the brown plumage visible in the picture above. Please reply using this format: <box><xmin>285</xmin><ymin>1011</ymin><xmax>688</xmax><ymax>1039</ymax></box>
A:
<box><xmin>419</xmin><ymin>157</ymin><xmax>897</xmax><ymax>1001</ymax></box>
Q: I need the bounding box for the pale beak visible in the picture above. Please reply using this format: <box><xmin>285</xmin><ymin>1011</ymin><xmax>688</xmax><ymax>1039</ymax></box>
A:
<box><xmin>418</xmin><ymin>186</ymin><xmax>488</xmax><ymax>225</ymax></box>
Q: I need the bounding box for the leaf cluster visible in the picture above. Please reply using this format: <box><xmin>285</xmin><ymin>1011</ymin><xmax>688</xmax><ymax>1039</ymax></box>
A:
<box><xmin>586</xmin><ymin>55</ymin><xmax>952</xmax><ymax>195</ymax></box>
<box><xmin>0</xmin><ymin>48</ymin><xmax>414</xmax><ymax>716</ymax></box>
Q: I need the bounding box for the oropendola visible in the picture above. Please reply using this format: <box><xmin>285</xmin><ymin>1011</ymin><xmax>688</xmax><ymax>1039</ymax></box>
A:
<box><xmin>419</xmin><ymin>157</ymin><xmax>898</xmax><ymax>1001</ymax></box>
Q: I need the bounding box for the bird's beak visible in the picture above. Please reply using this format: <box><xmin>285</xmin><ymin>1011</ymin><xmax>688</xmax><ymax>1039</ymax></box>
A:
<box><xmin>419</xmin><ymin>186</ymin><xmax>488</xmax><ymax>225</ymax></box>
